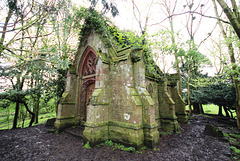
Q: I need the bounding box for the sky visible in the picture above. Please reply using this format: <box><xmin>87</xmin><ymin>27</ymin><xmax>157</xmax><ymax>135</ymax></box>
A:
<box><xmin>1</xmin><ymin>0</ymin><xmax>235</xmax><ymax>76</ymax></box>
<box><xmin>102</xmin><ymin>0</ymin><xmax>221</xmax><ymax>75</ymax></box>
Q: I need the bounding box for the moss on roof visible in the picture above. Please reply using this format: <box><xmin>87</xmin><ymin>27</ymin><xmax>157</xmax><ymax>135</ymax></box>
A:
<box><xmin>78</xmin><ymin>8</ymin><xmax>163</xmax><ymax>79</ymax></box>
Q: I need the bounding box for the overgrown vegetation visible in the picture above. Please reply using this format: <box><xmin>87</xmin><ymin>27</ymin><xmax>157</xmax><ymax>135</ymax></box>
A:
<box><xmin>83</xmin><ymin>140</ymin><xmax>155</xmax><ymax>153</ymax></box>
<box><xmin>224</xmin><ymin>133</ymin><xmax>240</xmax><ymax>160</ymax></box>
<box><xmin>0</xmin><ymin>101</ymin><xmax>55</xmax><ymax>130</ymax></box>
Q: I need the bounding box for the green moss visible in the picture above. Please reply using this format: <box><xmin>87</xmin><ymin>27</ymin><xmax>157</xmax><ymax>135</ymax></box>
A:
<box><xmin>131</xmin><ymin>49</ymin><xmax>142</xmax><ymax>62</ymax></box>
<box><xmin>146</xmin><ymin>96</ymin><xmax>155</xmax><ymax>106</ymax></box>
<box><xmin>61</xmin><ymin>92</ymin><xmax>68</xmax><ymax>99</ymax></box>
<box><xmin>129</xmin><ymin>88</ymin><xmax>138</xmax><ymax>96</ymax></box>
<box><xmin>54</xmin><ymin>118</ymin><xmax>76</xmax><ymax>131</ymax></box>
<box><xmin>85</xmin><ymin>121</ymin><xmax>109</xmax><ymax>127</ymax></box>
<box><xmin>132</xmin><ymin>96</ymin><xmax>142</xmax><ymax>106</ymax></box>
<box><xmin>109</xmin><ymin>126</ymin><xmax>144</xmax><ymax>148</ymax></box>
<box><xmin>109</xmin><ymin>121</ymin><xmax>143</xmax><ymax>130</ymax></box>
<box><xmin>83</xmin><ymin>126</ymin><xmax>109</xmax><ymax>146</ymax></box>
<box><xmin>69</xmin><ymin>65</ymin><xmax>76</xmax><ymax>74</ymax></box>
<box><xmin>92</xmin><ymin>88</ymin><xmax>102</xmax><ymax>97</ymax></box>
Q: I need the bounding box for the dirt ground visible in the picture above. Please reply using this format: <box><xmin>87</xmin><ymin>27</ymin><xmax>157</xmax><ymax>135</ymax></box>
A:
<box><xmin>0</xmin><ymin>114</ymin><xmax>239</xmax><ymax>161</ymax></box>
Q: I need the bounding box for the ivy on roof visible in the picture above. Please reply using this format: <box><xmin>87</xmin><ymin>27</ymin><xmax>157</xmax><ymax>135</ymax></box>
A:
<box><xmin>74</xmin><ymin>7</ymin><xmax>163</xmax><ymax>79</ymax></box>
<box><xmin>74</xmin><ymin>7</ymin><xmax>143</xmax><ymax>50</ymax></box>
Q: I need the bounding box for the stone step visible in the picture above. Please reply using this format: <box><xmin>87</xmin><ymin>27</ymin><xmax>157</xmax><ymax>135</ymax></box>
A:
<box><xmin>64</xmin><ymin>126</ymin><xmax>85</xmax><ymax>139</ymax></box>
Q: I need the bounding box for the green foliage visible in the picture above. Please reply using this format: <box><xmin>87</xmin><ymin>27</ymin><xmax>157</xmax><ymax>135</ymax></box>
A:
<box><xmin>105</xmin><ymin>140</ymin><xmax>113</xmax><ymax>146</ymax></box>
<box><xmin>0</xmin><ymin>108</ymin><xmax>56</xmax><ymax>130</ymax></box>
<box><xmin>230</xmin><ymin>146</ymin><xmax>240</xmax><ymax>155</ymax></box>
<box><xmin>83</xmin><ymin>142</ymin><xmax>91</xmax><ymax>149</ymax></box>
<box><xmin>54</xmin><ymin>130</ymin><xmax>59</xmax><ymax>134</ymax></box>
<box><xmin>76</xmin><ymin>8</ymin><xmax>144</xmax><ymax>50</ymax></box>
<box><xmin>229</xmin><ymin>133</ymin><xmax>240</xmax><ymax>139</ymax></box>
<box><xmin>73</xmin><ymin>7</ymin><xmax>163</xmax><ymax>80</ymax></box>
<box><xmin>159</xmin><ymin>131</ymin><xmax>173</xmax><ymax>136</ymax></box>
<box><xmin>190</xmin><ymin>75</ymin><xmax>236</xmax><ymax>109</ymax></box>
<box><xmin>114</xmin><ymin>143</ymin><xmax>136</xmax><ymax>152</ymax></box>
<box><xmin>102</xmin><ymin>140</ymin><xmax>136</xmax><ymax>152</ymax></box>
<box><xmin>0</xmin><ymin>99</ymin><xmax>11</xmax><ymax>109</ymax></box>
<box><xmin>150</xmin><ymin>29</ymin><xmax>176</xmax><ymax>56</ymax></box>
<box><xmin>89</xmin><ymin>0</ymin><xmax>119</xmax><ymax>17</ymax></box>
<box><xmin>144</xmin><ymin>49</ymin><xmax>163</xmax><ymax>79</ymax></box>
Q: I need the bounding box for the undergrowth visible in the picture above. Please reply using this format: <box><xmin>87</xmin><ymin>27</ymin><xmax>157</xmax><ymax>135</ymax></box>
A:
<box><xmin>224</xmin><ymin>133</ymin><xmax>240</xmax><ymax>160</ymax></box>
<box><xmin>83</xmin><ymin>140</ymin><xmax>152</xmax><ymax>153</ymax></box>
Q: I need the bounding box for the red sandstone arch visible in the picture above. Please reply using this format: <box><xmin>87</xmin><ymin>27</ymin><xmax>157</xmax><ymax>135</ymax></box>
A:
<box><xmin>78</xmin><ymin>46</ymin><xmax>97</xmax><ymax>121</ymax></box>
<box><xmin>79</xmin><ymin>46</ymin><xmax>97</xmax><ymax>76</ymax></box>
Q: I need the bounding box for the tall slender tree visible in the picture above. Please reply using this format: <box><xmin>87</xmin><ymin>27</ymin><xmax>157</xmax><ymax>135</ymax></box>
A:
<box><xmin>213</xmin><ymin>0</ymin><xmax>240</xmax><ymax>129</ymax></box>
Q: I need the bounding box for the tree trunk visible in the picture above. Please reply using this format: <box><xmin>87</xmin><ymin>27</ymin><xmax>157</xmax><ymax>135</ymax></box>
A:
<box><xmin>223</xmin><ymin>106</ymin><xmax>230</xmax><ymax>118</ymax></box>
<box><xmin>34</xmin><ymin>95</ymin><xmax>40</xmax><ymax>124</ymax></box>
<box><xmin>218</xmin><ymin>105</ymin><xmax>223</xmax><ymax>116</ymax></box>
<box><xmin>0</xmin><ymin>0</ymin><xmax>15</xmax><ymax>56</ymax></box>
<box><xmin>199</xmin><ymin>104</ymin><xmax>204</xmax><ymax>114</ymax></box>
<box><xmin>216</xmin><ymin>0</ymin><xmax>240</xmax><ymax>40</ymax></box>
<box><xmin>213</xmin><ymin>0</ymin><xmax>240</xmax><ymax>129</ymax></box>
<box><xmin>233</xmin><ymin>80</ymin><xmax>240</xmax><ymax>128</ymax></box>
<box><xmin>192</xmin><ymin>103</ymin><xmax>204</xmax><ymax>114</ymax></box>
<box><xmin>21</xmin><ymin>101</ymin><xmax>35</xmax><ymax>127</ymax></box>
<box><xmin>168</xmin><ymin>18</ymin><xmax>183</xmax><ymax>97</ymax></box>
<box><xmin>187</xmin><ymin>66</ymin><xmax>192</xmax><ymax>114</ymax></box>
<box><xmin>12</xmin><ymin>102</ymin><xmax>20</xmax><ymax>129</ymax></box>
<box><xmin>192</xmin><ymin>103</ymin><xmax>199</xmax><ymax>114</ymax></box>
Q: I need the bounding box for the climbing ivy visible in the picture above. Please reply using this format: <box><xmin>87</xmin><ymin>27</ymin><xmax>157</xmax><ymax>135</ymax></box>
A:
<box><xmin>73</xmin><ymin>7</ymin><xmax>163</xmax><ymax>79</ymax></box>
<box><xmin>75</xmin><ymin>7</ymin><xmax>144</xmax><ymax>50</ymax></box>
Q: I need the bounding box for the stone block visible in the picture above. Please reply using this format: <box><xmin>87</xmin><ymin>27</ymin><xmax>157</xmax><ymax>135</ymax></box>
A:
<box><xmin>143</xmin><ymin>126</ymin><xmax>159</xmax><ymax>148</ymax></box>
<box><xmin>204</xmin><ymin>123</ymin><xmax>224</xmax><ymax>137</ymax></box>
<box><xmin>83</xmin><ymin>125</ymin><xmax>109</xmax><ymax>146</ymax></box>
<box><xmin>55</xmin><ymin>103</ymin><xmax>76</xmax><ymax>131</ymax></box>
<box><xmin>109</xmin><ymin>125</ymin><xmax>144</xmax><ymax>149</ymax></box>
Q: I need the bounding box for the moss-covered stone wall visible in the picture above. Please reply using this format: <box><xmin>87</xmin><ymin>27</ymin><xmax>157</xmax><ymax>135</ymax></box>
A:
<box><xmin>55</xmin><ymin>29</ymin><xmax>187</xmax><ymax>148</ymax></box>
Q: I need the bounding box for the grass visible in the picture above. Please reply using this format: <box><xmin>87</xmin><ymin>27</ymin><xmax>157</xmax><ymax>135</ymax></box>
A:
<box><xmin>186</xmin><ymin>104</ymin><xmax>237</xmax><ymax>119</ymax></box>
<box><xmin>0</xmin><ymin>105</ymin><xmax>56</xmax><ymax>130</ymax></box>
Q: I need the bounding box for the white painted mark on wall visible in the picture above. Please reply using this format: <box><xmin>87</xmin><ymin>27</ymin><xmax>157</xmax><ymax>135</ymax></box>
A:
<box><xmin>123</xmin><ymin>114</ymin><xmax>130</xmax><ymax>120</ymax></box>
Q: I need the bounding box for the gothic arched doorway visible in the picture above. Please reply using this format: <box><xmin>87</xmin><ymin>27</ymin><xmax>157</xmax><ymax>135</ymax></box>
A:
<box><xmin>79</xmin><ymin>46</ymin><xmax>97</xmax><ymax>122</ymax></box>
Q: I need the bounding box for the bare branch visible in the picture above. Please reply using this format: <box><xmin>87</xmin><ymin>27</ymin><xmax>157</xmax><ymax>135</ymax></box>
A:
<box><xmin>198</xmin><ymin>21</ymin><xmax>218</xmax><ymax>48</ymax></box>
<box><xmin>149</xmin><ymin>10</ymin><xmax>230</xmax><ymax>26</ymax></box>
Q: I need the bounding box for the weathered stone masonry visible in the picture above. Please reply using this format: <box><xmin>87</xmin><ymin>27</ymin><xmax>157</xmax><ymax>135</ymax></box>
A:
<box><xmin>54</xmin><ymin>29</ymin><xmax>188</xmax><ymax>148</ymax></box>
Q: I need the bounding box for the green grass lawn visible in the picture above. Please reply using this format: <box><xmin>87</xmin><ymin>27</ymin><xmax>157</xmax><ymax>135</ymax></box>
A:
<box><xmin>0</xmin><ymin>110</ymin><xmax>56</xmax><ymax>130</ymax></box>
<box><xmin>186</xmin><ymin>104</ymin><xmax>237</xmax><ymax>119</ymax></box>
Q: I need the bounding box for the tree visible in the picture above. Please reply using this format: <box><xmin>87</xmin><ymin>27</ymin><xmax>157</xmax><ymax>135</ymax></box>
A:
<box><xmin>159</xmin><ymin>0</ymin><xmax>183</xmax><ymax>96</ymax></box>
<box><xmin>0</xmin><ymin>0</ymin><xmax>63</xmax><ymax>128</ymax></box>
<box><xmin>216</xmin><ymin>0</ymin><xmax>240</xmax><ymax>39</ymax></box>
<box><xmin>0</xmin><ymin>0</ymin><xmax>120</xmax><ymax>128</ymax></box>
<box><xmin>192</xmin><ymin>75</ymin><xmax>236</xmax><ymax>118</ymax></box>
<box><xmin>213</xmin><ymin>0</ymin><xmax>240</xmax><ymax>129</ymax></box>
<box><xmin>182</xmin><ymin>0</ymin><xmax>206</xmax><ymax>114</ymax></box>
<box><xmin>0</xmin><ymin>0</ymin><xmax>55</xmax><ymax>57</ymax></box>
<box><xmin>0</xmin><ymin>64</ymin><xmax>35</xmax><ymax>128</ymax></box>
<box><xmin>88</xmin><ymin>0</ymin><xmax>119</xmax><ymax>17</ymax></box>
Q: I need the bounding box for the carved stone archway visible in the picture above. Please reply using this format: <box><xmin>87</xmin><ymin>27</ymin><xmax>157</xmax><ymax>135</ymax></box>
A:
<box><xmin>78</xmin><ymin>46</ymin><xmax>97</xmax><ymax>122</ymax></box>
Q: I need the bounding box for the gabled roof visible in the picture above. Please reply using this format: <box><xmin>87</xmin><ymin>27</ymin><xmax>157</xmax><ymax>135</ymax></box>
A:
<box><xmin>78</xmin><ymin>9</ymin><xmax>163</xmax><ymax>79</ymax></box>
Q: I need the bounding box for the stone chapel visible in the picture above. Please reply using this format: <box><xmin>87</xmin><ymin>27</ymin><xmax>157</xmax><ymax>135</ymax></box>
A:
<box><xmin>54</xmin><ymin>22</ymin><xmax>188</xmax><ymax>148</ymax></box>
